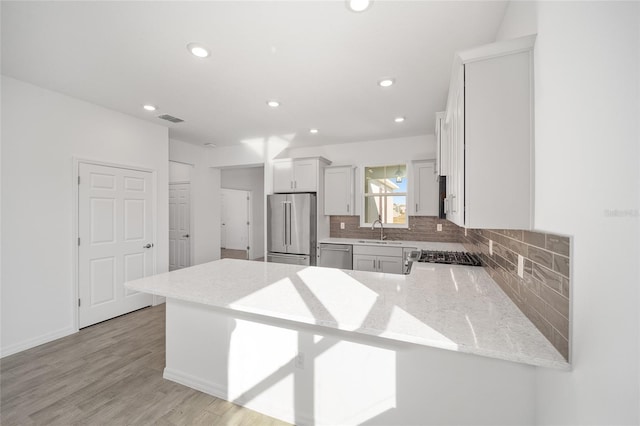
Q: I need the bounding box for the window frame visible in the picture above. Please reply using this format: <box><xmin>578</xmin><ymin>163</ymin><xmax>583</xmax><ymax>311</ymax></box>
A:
<box><xmin>359</xmin><ymin>162</ymin><xmax>411</xmax><ymax>229</ymax></box>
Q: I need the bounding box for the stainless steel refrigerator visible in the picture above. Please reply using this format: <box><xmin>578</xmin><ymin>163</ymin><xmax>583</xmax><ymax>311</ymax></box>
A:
<box><xmin>267</xmin><ymin>193</ymin><xmax>317</xmax><ymax>266</ymax></box>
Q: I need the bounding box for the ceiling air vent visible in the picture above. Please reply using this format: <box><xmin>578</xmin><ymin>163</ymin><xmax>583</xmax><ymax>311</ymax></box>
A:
<box><xmin>157</xmin><ymin>114</ymin><xmax>184</xmax><ymax>123</ymax></box>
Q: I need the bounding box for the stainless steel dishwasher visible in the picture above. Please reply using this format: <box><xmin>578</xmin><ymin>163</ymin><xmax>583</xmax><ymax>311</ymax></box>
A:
<box><xmin>318</xmin><ymin>243</ymin><xmax>353</xmax><ymax>269</ymax></box>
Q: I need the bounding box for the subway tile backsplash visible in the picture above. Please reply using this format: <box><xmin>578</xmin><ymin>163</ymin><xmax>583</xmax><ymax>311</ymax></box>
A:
<box><xmin>462</xmin><ymin>229</ymin><xmax>571</xmax><ymax>360</ymax></box>
<box><xmin>330</xmin><ymin>216</ymin><xmax>462</xmax><ymax>242</ymax></box>
<box><xmin>329</xmin><ymin>215</ymin><xmax>571</xmax><ymax>361</ymax></box>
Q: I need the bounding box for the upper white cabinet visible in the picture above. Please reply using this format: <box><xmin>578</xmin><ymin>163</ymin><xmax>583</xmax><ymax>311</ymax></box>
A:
<box><xmin>443</xmin><ymin>35</ymin><xmax>535</xmax><ymax>229</ymax></box>
<box><xmin>412</xmin><ymin>160</ymin><xmax>438</xmax><ymax>216</ymax></box>
<box><xmin>434</xmin><ymin>112</ymin><xmax>446</xmax><ymax>176</ymax></box>
<box><xmin>324</xmin><ymin>166</ymin><xmax>355</xmax><ymax>215</ymax></box>
<box><xmin>273</xmin><ymin>157</ymin><xmax>330</xmax><ymax>193</ymax></box>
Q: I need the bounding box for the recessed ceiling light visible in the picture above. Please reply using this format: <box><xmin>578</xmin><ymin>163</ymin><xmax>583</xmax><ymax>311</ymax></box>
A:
<box><xmin>204</xmin><ymin>143</ymin><xmax>217</xmax><ymax>148</ymax></box>
<box><xmin>267</xmin><ymin>100</ymin><xmax>280</xmax><ymax>108</ymax></box>
<box><xmin>309</xmin><ymin>129</ymin><xmax>319</xmax><ymax>134</ymax></box>
<box><xmin>187</xmin><ymin>42</ymin><xmax>210</xmax><ymax>58</ymax></box>
<box><xmin>394</xmin><ymin>116</ymin><xmax>406</xmax><ymax>123</ymax></box>
<box><xmin>143</xmin><ymin>104</ymin><xmax>156</xmax><ymax>111</ymax></box>
<box><xmin>348</xmin><ymin>0</ymin><xmax>371</xmax><ymax>12</ymax></box>
<box><xmin>378</xmin><ymin>78</ymin><xmax>395</xmax><ymax>87</ymax></box>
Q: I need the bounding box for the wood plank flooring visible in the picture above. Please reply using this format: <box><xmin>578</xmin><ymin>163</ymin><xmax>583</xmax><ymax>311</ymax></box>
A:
<box><xmin>220</xmin><ymin>249</ymin><xmax>248</xmax><ymax>260</ymax></box>
<box><xmin>0</xmin><ymin>305</ymin><xmax>291</xmax><ymax>426</ymax></box>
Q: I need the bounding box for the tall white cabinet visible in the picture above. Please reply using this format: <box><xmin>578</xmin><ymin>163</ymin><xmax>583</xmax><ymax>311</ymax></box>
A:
<box><xmin>323</xmin><ymin>166</ymin><xmax>355</xmax><ymax>216</ymax></box>
<box><xmin>442</xmin><ymin>35</ymin><xmax>535</xmax><ymax>229</ymax></box>
<box><xmin>412</xmin><ymin>160</ymin><xmax>438</xmax><ymax>216</ymax></box>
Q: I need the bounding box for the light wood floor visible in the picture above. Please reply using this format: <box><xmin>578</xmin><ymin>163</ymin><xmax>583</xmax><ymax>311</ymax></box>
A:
<box><xmin>0</xmin><ymin>305</ymin><xmax>291</xmax><ymax>426</ymax></box>
<box><xmin>221</xmin><ymin>249</ymin><xmax>248</xmax><ymax>260</ymax></box>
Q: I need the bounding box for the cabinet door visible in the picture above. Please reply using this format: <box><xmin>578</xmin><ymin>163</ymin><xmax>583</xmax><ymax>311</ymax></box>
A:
<box><xmin>465</xmin><ymin>51</ymin><xmax>532</xmax><ymax>229</ymax></box>
<box><xmin>446</xmin><ymin>68</ymin><xmax>465</xmax><ymax>227</ymax></box>
<box><xmin>353</xmin><ymin>254</ymin><xmax>378</xmax><ymax>272</ymax></box>
<box><xmin>273</xmin><ymin>161</ymin><xmax>293</xmax><ymax>193</ymax></box>
<box><xmin>324</xmin><ymin>167</ymin><xmax>353</xmax><ymax>215</ymax></box>
<box><xmin>414</xmin><ymin>161</ymin><xmax>438</xmax><ymax>216</ymax></box>
<box><xmin>292</xmin><ymin>159</ymin><xmax>317</xmax><ymax>192</ymax></box>
<box><xmin>378</xmin><ymin>256</ymin><xmax>403</xmax><ymax>274</ymax></box>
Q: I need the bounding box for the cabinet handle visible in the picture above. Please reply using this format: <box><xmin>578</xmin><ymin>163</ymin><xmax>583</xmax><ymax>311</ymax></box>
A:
<box><xmin>416</xmin><ymin>203</ymin><xmax>419</xmax><ymax>213</ymax></box>
<box><xmin>290</xmin><ymin>181</ymin><xmax>293</xmax><ymax>189</ymax></box>
<box><xmin>373</xmin><ymin>260</ymin><xmax>376</xmax><ymax>270</ymax></box>
<box><xmin>347</xmin><ymin>204</ymin><xmax>350</xmax><ymax>213</ymax></box>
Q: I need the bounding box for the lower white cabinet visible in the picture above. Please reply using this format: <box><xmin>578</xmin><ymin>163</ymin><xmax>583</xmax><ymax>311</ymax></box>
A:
<box><xmin>352</xmin><ymin>245</ymin><xmax>404</xmax><ymax>274</ymax></box>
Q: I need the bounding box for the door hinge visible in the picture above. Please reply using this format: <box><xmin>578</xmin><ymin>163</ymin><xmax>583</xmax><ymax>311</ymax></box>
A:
<box><xmin>246</xmin><ymin>246</ymin><xmax>250</xmax><ymax>250</ymax></box>
<box><xmin>78</xmin><ymin>176</ymin><xmax>81</xmax><ymax>185</ymax></box>
<box><xmin>246</xmin><ymin>196</ymin><xmax>250</xmax><ymax>200</ymax></box>
<box><xmin>78</xmin><ymin>298</ymin><xmax>81</xmax><ymax>307</ymax></box>
<box><xmin>246</xmin><ymin>221</ymin><xmax>250</xmax><ymax>226</ymax></box>
<box><xmin>78</xmin><ymin>237</ymin><xmax>81</xmax><ymax>246</ymax></box>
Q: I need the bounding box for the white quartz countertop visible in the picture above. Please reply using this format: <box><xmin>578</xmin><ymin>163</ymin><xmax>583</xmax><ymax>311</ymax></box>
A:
<box><xmin>126</xmin><ymin>258</ymin><xmax>568</xmax><ymax>369</ymax></box>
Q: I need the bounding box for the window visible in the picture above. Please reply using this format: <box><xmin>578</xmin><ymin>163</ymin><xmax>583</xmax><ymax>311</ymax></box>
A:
<box><xmin>362</xmin><ymin>164</ymin><xmax>408</xmax><ymax>227</ymax></box>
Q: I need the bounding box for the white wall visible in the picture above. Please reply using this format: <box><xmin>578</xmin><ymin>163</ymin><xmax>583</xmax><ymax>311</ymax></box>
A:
<box><xmin>169</xmin><ymin>139</ymin><xmax>220</xmax><ymax>265</ymax></box>
<box><xmin>169</xmin><ymin>161</ymin><xmax>192</xmax><ymax>183</ymax></box>
<box><xmin>281</xmin><ymin>134</ymin><xmax>436</xmax><ymax>166</ymax></box>
<box><xmin>497</xmin><ymin>2</ymin><xmax>640</xmax><ymax>424</ymax></box>
<box><xmin>221</xmin><ymin>167</ymin><xmax>265</xmax><ymax>260</ymax></box>
<box><xmin>0</xmin><ymin>76</ymin><xmax>169</xmax><ymax>357</ymax></box>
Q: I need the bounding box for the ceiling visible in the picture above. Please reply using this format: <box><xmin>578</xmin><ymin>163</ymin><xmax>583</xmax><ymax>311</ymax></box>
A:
<box><xmin>1</xmin><ymin>1</ymin><xmax>508</xmax><ymax>148</ymax></box>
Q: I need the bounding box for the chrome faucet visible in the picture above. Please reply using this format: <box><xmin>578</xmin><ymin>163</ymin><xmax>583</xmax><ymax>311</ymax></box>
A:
<box><xmin>371</xmin><ymin>216</ymin><xmax>386</xmax><ymax>241</ymax></box>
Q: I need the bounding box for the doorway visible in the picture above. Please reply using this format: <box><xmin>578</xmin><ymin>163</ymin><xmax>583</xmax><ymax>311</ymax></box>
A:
<box><xmin>77</xmin><ymin>162</ymin><xmax>154</xmax><ymax>328</ymax></box>
<box><xmin>169</xmin><ymin>183</ymin><xmax>191</xmax><ymax>271</ymax></box>
<box><xmin>220</xmin><ymin>188</ymin><xmax>251</xmax><ymax>260</ymax></box>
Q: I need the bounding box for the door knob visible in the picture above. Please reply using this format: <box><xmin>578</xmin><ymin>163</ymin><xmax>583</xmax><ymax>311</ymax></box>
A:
<box><xmin>143</xmin><ymin>243</ymin><xmax>154</xmax><ymax>249</ymax></box>
<box><xmin>183</xmin><ymin>234</ymin><xmax>190</xmax><ymax>238</ymax></box>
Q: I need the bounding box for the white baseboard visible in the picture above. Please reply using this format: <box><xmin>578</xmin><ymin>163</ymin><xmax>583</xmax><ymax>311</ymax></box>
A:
<box><xmin>162</xmin><ymin>367</ymin><xmax>311</xmax><ymax>425</ymax></box>
<box><xmin>0</xmin><ymin>326</ymin><xmax>76</xmax><ymax>358</ymax></box>
<box><xmin>163</xmin><ymin>367</ymin><xmax>227</xmax><ymax>399</ymax></box>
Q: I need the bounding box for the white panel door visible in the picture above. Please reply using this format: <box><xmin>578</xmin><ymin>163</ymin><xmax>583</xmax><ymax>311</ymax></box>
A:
<box><xmin>220</xmin><ymin>189</ymin><xmax>249</xmax><ymax>251</ymax></box>
<box><xmin>78</xmin><ymin>163</ymin><xmax>154</xmax><ymax>328</ymax></box>
<box><xmin>169</xmin><ymin>183</ymin><xmax>191</xmax><ymax>271</ymax></box>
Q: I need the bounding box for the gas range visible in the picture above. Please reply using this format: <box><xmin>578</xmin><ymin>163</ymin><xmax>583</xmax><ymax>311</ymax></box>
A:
<box><xmin>408</xmin><ymin>250</ymin><xmax>483</xmax><ymax>267</ymax></box>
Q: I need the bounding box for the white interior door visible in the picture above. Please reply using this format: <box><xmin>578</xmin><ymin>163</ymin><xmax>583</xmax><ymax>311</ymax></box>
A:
<box><xmin>169</xmin><ymin>183</ymin><xmax>191</xmax><ymax>271</ymax></box>
<box><xmin>220</xmin><ymin>189</ymin><xmax>250</xmax><ymax>252</ymax></box>
<box><xmin>78</xmin><ymin>163</ymin><xmax>154</xmax><ymax>328</ymax></box>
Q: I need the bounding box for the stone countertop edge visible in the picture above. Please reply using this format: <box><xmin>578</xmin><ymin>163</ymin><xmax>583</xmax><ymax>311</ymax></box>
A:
<box><xmin>126</xmin><ymin>259</ymin><xmax>570</xmax><ymax>371</ymax></box>
<box><xmin>318</xmin><ymin>238</ymin><xmax>466</xmax><ymax>251</ymax></box>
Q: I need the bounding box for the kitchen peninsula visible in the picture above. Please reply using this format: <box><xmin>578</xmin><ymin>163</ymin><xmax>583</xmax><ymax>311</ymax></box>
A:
<box><xmin>126</xmin><ymin>253</ymin><xmax>568</xmax><ymax>425</ymax></box>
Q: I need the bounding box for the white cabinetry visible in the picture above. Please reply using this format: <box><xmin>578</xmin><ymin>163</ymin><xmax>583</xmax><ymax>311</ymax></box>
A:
<box><xmin>434</xmin><ymin>112</ymin><xmax>446</xmax><ymax>176</ymax></box>
<box><xmin>324</xmin><ymin>166</ymin><xmax>355</xmax><ymax>215</ymax></box>
<box><xmin>443</xmin><ymin>35</ymin><xmax>535</xmax><ymax>229</ymax></box>
<box><xmin>352</xmin><ymin>245</ymin><xmax>404</xmax><ymax>274</ymax></box>
<box><xmin>273</xmin><ymin>157</ymin><xmax>330</xmax><ymax>193</ymax></box>
<box><xmin>412</xmin><ymin>160</ymin><xmax>438</xmax><ymax>216</ymax></box>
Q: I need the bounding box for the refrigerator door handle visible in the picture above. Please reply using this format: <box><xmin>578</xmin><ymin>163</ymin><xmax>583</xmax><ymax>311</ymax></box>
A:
<box><xmin>282</xmin><ymin>201</ymin><xmax>287</xmax><ymax>247</ymax></box>
<box><xmin>287</xmin><ymin>202</ymin><xmax>292</xmax><ymax>245</ymax></box>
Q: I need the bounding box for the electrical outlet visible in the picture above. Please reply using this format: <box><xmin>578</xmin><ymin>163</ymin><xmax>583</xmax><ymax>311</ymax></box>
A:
<box><xmin>436</xmin><ymin>224</ymin><xmax>442</xmax><ymax>232</ymax></box>
<box><xmin>489</xmin><ymin>240</ymin><xmax>493</xmax><ymax>256</ymax></box>
<box><xmin>518</xmin><ymin>255</ymin><xmax>524</xmax><ymax>278</ymax></box>
<box><xmin>340</xmin><ymin>222</ymin><xmax>345</xmax><ymax>230</ymax></box>
<box><xmin>295</xmin><ymin>353</ymin><xmax>304</xmax><ymax>369</ymax></box>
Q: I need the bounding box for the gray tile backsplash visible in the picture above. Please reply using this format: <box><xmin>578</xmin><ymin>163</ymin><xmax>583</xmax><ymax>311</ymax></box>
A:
<box><xmin>462</xmin><ymin>229</ymin><xmax>571</xmax><ymax>360</ymax></box>
<box><xmin>329</xmin><ymin>215</ymin><xmax>572</xmax><ymax>361</ymax></box>
<box><xmin>330</xmin><ymin>216</ymin><xmax>462</xmax><ymax>242</ymax></box>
